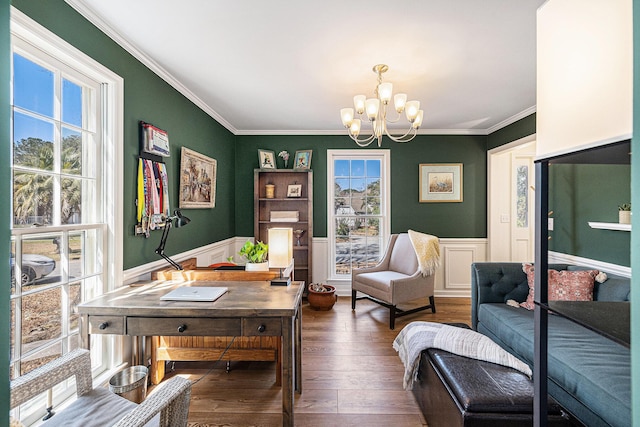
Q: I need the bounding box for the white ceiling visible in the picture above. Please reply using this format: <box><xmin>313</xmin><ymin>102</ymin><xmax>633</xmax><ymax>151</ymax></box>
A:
<box><xmin>66</xmin><ymin>0</ymin><xmax>545</xmax><ymax>135</ymax></box>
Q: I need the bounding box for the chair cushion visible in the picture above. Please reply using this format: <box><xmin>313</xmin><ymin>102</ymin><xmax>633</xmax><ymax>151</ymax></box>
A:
<box><xmin>355</xmin><ymin>271</ymin><xmax>411</xmax><ymax>293</ymax></box>
<box><xmin>388</xmin><ymin>234</ymin><xmax>418</xmax><ymax>276</ymax></box>
<box><xmin>43</xmin><ymin>387</ymin><xmax>158</xmax><ymax>427</ymax></box>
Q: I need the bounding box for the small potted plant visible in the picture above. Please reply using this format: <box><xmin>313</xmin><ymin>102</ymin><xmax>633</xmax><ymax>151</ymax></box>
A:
<box><xmin>307</xmin><ymin>283</ymin><xmax>337</xmax><ymax>311</ymax></box>
<box><xmin>619</xmin><ymin>203</ymin><xmax>631</xmax><ymax>224</ymax></box>
<box><xmin>239</xmin><ymin>240</ymin><xmax>269</xmax><ymax>271</ymax></box>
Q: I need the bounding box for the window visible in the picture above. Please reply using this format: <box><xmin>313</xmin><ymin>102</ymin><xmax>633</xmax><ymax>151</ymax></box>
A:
<box><xmin>10</xmin><ymin>9</ymin><xmax>123</xmax><ymax>421</ymax></box>
<box><xmin>327</xmin><ymin>150</ymin><xmax>390</xmax><ymax>279</ymax></box>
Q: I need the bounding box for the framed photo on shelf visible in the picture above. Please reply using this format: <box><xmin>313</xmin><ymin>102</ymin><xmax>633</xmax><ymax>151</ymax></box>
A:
<box><xmin>287</xmin><ymin>184</ymin><xmax>302</xmax><ymax>198</ymax></box>
<box><xmin>294</xmin><ymin>150</ymin><xmax>312</xmax><ymax>170</ymax></box>
<box><xmin>419</xmin><ymin>163</ymin><xmax>463</xmax><ymax>203</ymax></box>
<box><xmin>258</xmin><ymin>149</ymin><xmax>276</xmax><ymax>169</ymax></box>
<box><xmin>180</xmin><ymin>147</ymin><xmax>217</xmax><ymax>208</ymax></box>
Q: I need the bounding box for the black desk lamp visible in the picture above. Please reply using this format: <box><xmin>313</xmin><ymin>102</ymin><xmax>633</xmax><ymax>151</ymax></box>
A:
<box><xmin>155</xmin><ymin>209</ymin><xmax>191</xmax><ymax>270</ymax></box>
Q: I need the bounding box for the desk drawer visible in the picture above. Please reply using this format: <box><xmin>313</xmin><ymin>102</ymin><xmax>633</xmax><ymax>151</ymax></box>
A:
<box><xmin>127</xmin><ymin>317</ymin><xmax>241</xmax><ymax>336</ymax></box>
<box><xmin>243</xmin><ymin>318</ymin><xmax>282</xmax><ymax>336</ymax></box>
<box><xmin>88</xmin><ymin>315</ymin><xmax>125</xmax><ymax>335</ymax></box>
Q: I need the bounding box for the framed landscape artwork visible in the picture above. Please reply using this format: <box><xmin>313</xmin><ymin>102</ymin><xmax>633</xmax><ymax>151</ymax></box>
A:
<box><xmin>179</xmin><ymin>147</ymin><xmax>217</xmax><ymax>208</ymax></box>
<box><xmin>419</xmin><ymin>163</ymin><xmax>463</xmax><ymax>203</ymax></box>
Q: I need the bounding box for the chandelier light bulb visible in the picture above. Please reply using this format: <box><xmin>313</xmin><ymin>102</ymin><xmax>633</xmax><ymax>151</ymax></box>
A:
<box><xmin>340</xmin><ymin>108</ymin><xmax>354</xmax><ymax>127</ymax></box>
<box><xmin>405</xmin><ymin>100</ymin><xmax>421</xmax><ymax>122</ymax></box>
<box><xmin>365</xmin><ymin>98</ymin><xmax>380</xmax><ymax>121</ymax></box>
<box><xmin>394</xmin><ymin>93</ymin><xmax>407</xmax><ymax>113</ymax></box>
<box><xmin>377</xmin><ymin>82</ymin><xmax>393</xmax><ymax>104</ymax></box>
<box><xmin>350</xmin><ymin>119</ymin><xmax>361</xmax><ymax>136</ymax></box>
<box><xmin>353</xmin><ymin>95</ymin><xmax>366</xmax><ymax>114</ymax></box>
<box><xmin>412</xmin><ymin>110</ymin><xmax>424</xmax><ymax>129</ymax></box>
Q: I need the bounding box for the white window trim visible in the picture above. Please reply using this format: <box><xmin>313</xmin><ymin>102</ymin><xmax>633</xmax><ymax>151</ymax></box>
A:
<box><xmin>10</xmin><ymin>6</ymin><xmax>124</xmax><ymax>373</ymax></box>
<box><xmin>326</xmin><ymin>149</ymin><xmax>391</xmax><ymax>281</ymax></box>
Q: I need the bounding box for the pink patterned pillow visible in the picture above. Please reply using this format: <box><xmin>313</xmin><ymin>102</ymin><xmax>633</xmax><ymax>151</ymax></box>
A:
<box><xmin>520</xmin><ymin>264</ymin><xmax>598</xmax><ymax>310</ymax></box>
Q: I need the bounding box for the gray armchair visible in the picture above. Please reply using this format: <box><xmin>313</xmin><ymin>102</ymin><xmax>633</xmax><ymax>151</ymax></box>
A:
<box><xmin>351</xmin><ymin>233</ymin><xmax>436</xmax><ymax>329</ymax></box>
<box><xmin>11</xmin><ymin>349</ymin><xmax>191</xmax><ymax>427</ymax></box>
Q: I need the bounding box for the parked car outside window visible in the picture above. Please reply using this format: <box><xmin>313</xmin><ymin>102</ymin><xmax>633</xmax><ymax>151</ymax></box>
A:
<box><xmin>10</xmin><ymin>253</ymin><xmax>56</xmax><ymax>286</ymax></box>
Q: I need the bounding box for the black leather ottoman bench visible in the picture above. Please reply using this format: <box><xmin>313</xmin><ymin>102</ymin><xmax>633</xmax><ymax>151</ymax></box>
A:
<box><xmin>412</xmin><ymin>348</ymin><xmax>571</xmax><ymax>427</ymax></box>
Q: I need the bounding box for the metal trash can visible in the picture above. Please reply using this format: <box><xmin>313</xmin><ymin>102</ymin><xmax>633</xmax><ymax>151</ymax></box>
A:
<box><xmin>109</xmin><ymin>366</ymin><xmax>148</xmax><ymax>403</ymax></box>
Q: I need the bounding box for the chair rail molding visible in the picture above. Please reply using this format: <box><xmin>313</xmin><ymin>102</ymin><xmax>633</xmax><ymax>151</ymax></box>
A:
<box><xmin>124</xmin><ymin>236</ymin><xmax>489</xmax><ymax>298</ymax></box>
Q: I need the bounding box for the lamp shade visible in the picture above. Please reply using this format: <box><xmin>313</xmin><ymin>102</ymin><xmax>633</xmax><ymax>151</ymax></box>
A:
<box><xmin>268</xmin><ymin>228</ymin><xmax>293</xmax><ymax>269</ymax></box>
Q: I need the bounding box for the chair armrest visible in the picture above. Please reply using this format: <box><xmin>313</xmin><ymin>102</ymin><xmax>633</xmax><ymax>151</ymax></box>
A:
<box><xmin>113</xmin><ymin>376</ymin><xmax>192</xmax><ymax>427</ymax></box>
<box><xmin>10</xmin><ymin>348</ymin><xmax>93</xmax><ymax>409</ymax></box>
<box><xmin>352</xmin><ymin>262</ymin><xmax>387</xmax><ymax>276</ymax></box>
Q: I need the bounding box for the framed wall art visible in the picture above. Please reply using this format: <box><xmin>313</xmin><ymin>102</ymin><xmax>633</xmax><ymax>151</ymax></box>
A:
<box><xmin>419</xmin><ymin>163</ymin><xmax>463</xmax><ymax>203</ymax></box>
<box><xmin>179</xmin><ymin>147</ymin><xmax>217</xmax><ymax>208</ymax></box>
<box><xmin>294</xmin><ymin>150</ymin><xmax>312</xmax><ymax>170</ymax></box>
<box><xmin>258</xmin><ymin>149</ymin><xmax>276</xmax><ymax>169</ymax></box>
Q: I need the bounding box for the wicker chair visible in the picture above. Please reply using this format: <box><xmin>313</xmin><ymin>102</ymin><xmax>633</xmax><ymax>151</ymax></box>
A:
<box><xmin>10</xmin><ymin>348</ymin><xmax>191</xmax><ymax>427</ymax></box>
<box><xmin>352</xmin><ymin>233</ymin><xmax>436</xmax><ymax>329</ymax></box>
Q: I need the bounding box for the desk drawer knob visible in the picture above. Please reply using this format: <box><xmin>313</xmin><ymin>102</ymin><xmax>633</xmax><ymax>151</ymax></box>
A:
<box><xmin>257</xmin><ymin>324</ymin><xmax>266</xmax><ymax>333</ymax></box>
<box><xmin>177</xmin><ymin>324</ymin><xmax>187</xmax><ymax>333</ymax></box>
<box><xmin>99</xmin><ymin>322</ymin><xmax>109</xmax><ymax>330</ymax></box>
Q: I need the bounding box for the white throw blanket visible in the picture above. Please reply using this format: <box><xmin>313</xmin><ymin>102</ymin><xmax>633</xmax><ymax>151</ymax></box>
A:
<box><xmin>407</xmin><ymin>229</ymin><xmax>440</xmax><ymax>276</ymax></box>
<box><xmin>393</xmin><ymin>321</ymin><xmax>532</xmax><ymax>389</ymax></box>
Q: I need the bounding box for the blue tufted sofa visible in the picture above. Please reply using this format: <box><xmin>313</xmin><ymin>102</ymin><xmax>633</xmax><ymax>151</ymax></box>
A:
<box><xmin>471</xmin><ymin>262</ymin><xmax>631</xmax><ymax>427</ymax></box>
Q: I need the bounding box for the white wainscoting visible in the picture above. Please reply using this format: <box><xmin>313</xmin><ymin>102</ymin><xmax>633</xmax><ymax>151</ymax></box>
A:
<box><xmin>122</xmin><ymin>237</ymin><xmax>244</xmax><ymax>285</ymax></box>
<box><xmin>123</xmin><ymin>236</ymin><xmax>488</xmax><ymax>298</ymax></box>
<box><xmin>312</xmin><ymin>237</ymin><xmax>487</xmax><ymax>298</ymax></box>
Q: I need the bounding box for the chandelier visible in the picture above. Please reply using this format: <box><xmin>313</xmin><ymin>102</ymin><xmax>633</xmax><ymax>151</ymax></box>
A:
<box><xmin>340</xmin><ymin>64</ymin><xmax>424</xmax><ymax>147</ymax></box>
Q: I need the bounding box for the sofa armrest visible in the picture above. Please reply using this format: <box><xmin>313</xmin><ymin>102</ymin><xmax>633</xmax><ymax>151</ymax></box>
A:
<box><xmin>11</xmin><ymin>348</ymin><xmax>93</xmax><ymax>409</ymax></box>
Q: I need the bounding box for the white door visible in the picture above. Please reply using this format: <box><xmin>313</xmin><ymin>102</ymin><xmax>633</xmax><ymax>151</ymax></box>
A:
<box><xmin>487</xmin><ymin>139</ymin><xmax>535</xmax><ymax>262</ymax></box>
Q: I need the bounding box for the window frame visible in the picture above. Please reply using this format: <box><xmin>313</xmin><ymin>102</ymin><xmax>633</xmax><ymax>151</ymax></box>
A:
<box><xmin>326</xmin><ymin>149</ymin><xmax>391</xmax><ymax>281</ymax></box>
<box><xmin>10</xmin><ymin>7</ymin><xmax>123</xmax><ymax>420</ymax></box>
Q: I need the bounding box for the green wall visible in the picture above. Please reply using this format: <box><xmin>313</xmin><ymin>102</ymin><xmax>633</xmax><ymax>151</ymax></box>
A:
<box><xmin>12</xmin><ymin>0</ymin><xmax>236</xmax><ymax>269</ymax></box>
<box><xmin>235</xmin><ymin>134</ymin><xmax>487</xmax><ymax>238</ymax></box>
<box><xmin>1</xmin><ymin>1</ymin><xmax>10</xmax><ymax>424</ymax></box>
<box><xmin>487</xmin><ymin>113</ymin><xmax>536</xmax><ymax>150</ymax></box>
<box><xmin>549</xmin><ymin>164</ymin><xmax>631</xmax><ymax>267</ymax></box>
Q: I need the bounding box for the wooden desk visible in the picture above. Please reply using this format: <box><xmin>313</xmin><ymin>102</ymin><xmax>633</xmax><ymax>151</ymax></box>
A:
<box><xmin>149</xmin><ymin>264</ymin><xmax>288</xmax><ymax>385</ymax></box>
<box><xmin>79</xmin><ymin>280</ymin><xmax>303</xmax><ymax>427</ymax></box>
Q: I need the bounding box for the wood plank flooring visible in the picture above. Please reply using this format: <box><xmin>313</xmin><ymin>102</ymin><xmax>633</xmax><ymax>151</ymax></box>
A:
<box><xmin>160</xmin><ymin>296</ymin><xmax>471</xmax><ymax>426</ymax></box>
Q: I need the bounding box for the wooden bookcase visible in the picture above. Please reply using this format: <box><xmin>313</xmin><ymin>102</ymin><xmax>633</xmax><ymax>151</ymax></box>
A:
<box><xmin>254</xmin><ymin>169</ymin><xmax>313</xmax><ymax>285</ymax></box>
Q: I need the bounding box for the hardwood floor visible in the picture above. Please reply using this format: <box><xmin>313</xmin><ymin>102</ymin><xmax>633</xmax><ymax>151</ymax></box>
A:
<box><xmin>161</xmin><ymin>296</ymin><xmax>471</xmax><ymax>426</ymax></box>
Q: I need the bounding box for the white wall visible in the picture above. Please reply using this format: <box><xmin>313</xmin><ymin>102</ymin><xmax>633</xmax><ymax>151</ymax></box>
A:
<box><xmin>536</xmin><ymin>0</ymin><xmax>632</xmax><ymax>159</ymax></box>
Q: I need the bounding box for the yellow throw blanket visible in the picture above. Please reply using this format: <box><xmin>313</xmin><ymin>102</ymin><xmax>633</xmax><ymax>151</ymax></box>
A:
<box><xmin>408</xmin><ymin>229</ymin><xmax>440</xmax><ymax>276</ymax></box>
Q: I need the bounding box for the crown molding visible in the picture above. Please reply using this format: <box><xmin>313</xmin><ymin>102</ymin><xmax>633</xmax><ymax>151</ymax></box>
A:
<box><xmin>64</xmin><ymin>0</ymin><xmax>238</xmax><ymax>135</ymax></box>
<box><xmin>485</xmin><ymin>105</ymin><xmax>536</xmax><ymax>134</ymax></box>
<box><xmin>236</xmin><ymin>128</ymin><xmax>489</xmax><ymax>136</ymax></box>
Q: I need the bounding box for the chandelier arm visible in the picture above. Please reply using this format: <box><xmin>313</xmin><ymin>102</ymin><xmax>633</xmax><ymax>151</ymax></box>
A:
<box><xmin>384</xmin><ymin>127</ymin><xmax>418</xmax><ymax>143</ymax></box>
<box><xmin>347</xmin><ymin>130</ymin><xmax>377</xmax><ymax>147</ymax></box>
